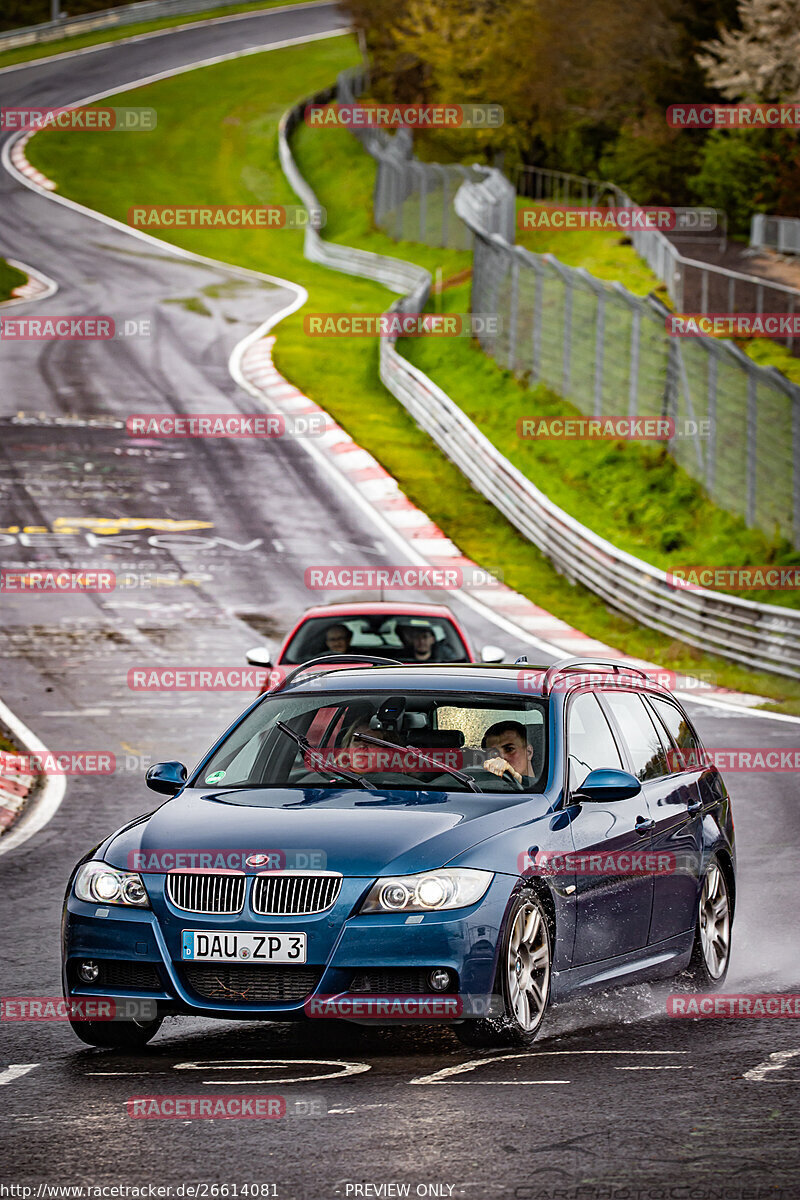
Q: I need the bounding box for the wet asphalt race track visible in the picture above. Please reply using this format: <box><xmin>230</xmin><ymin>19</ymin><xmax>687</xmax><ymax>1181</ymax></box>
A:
<box><xmin>0</xmin><ymin>5</ymin><xmax>799</xmax><ymax>1198</ymax></box>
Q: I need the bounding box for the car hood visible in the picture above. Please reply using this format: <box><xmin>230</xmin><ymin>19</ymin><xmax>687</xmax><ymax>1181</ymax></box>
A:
<box><xmin>104</xmin><ymin>786</ymin><xmax>541</xmax><ymax>877</ymax></box>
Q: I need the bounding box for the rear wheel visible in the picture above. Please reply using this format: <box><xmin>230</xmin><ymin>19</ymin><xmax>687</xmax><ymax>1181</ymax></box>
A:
<box><xmin>68</xmin><ymin>1014</ymin><xmax>163</xmax><ymax>1048</ymax></box>
<box><xmin>455</xmin><ymin>887</ymin><xmax>551</xmax><ymax>1048</ymax></box>
<box><xmin>686</xmin><ymin>859</ymin><xmax>731</xmax><ymax>988</ymax></box>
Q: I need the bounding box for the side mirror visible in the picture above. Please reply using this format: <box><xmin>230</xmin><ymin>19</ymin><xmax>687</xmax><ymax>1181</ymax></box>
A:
<box><xmin>480</xmin><ymin>644</ymin><xmax>505</xmax><ymax>663</ymax></box>
<box><xmin>574</xmin><ymin>768</ymin><xmax>641</xmax><ymax>802</ymax></box>
<box><xmin>246</xmin><ymin>646</ymin><xmax>273</xmax><ymax>669</ymax></box>
<box><xmin>145</xmin><ymin>761</ymin><xmax>188</xmax><ymax>796</ymax></box>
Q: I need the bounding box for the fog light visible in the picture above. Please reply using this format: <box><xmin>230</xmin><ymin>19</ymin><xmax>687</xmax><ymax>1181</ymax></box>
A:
<box><xmin>78</xmin><ymin>960</ymin><xmax>100</xmax><ymax>983</ymax></box>
<box><xmin>429</xmin><ymin>968</ymin><xmax>451</xmax><ymax>992</ymax></box>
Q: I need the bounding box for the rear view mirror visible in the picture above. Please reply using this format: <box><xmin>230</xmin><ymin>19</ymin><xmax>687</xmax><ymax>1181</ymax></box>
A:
<box><xmin>480</xmin><ymin>644</ymin><xmax>505</xmax><ymax>663</ymax></box>
<box><xmin>145</xmin><ymin>761</ymin><xmax>188</xmax><ymax>796</ymax></box>
<box><xmin>574</xmin><ymin>768</ymin><xmax>641</xmax><ymax>802</ymax></box>
<box><xmin>246</xmin><ymin>646</ymin><xmax>273</xmax><ymax>669</ymax></box>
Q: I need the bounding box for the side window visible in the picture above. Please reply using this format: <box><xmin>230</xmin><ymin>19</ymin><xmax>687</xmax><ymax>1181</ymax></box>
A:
<box><xmin>567</xmin><ymin>693</ymin><xmax>623</xmax><ymax>790</ymax></box>
<box><xmin>649</xmin><ymin>697</ymin><xmax>703</xmax><ymax>771</ymax></box>
<box><xmin>603</xmin><ymin>691</ymin><xmax>670</xmax><ymax>781</ymax></box>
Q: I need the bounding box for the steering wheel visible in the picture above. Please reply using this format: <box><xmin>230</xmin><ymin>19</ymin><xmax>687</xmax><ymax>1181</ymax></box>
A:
<box><xmin>463</xmin><ymin>765</ymin><xmax>525</xmax><ymax>792</ymax></box>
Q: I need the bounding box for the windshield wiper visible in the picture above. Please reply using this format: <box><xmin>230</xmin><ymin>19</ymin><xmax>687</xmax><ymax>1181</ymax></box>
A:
<box><xmin>355</xmin><ymin>732</ymin><xmax>482</xmax><ymax>793</ymax></box>
<box><xmin>275</xmin><ymin>720</ymin><xmax>377</xmax><ymax>791</ymax></box>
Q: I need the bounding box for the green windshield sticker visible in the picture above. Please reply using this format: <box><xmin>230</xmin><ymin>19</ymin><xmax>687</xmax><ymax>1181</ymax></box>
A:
<box><xmin>205</xmin><ymin>770</ymin><xmax>226</xmax><ymax>784</ymax></box>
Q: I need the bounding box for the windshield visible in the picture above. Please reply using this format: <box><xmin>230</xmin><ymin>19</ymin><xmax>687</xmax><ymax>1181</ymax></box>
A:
<box><xmin>196</xmin><ymin>690</ymin><xmax>548</xmax><ymax>794</ymax></box>
<box><xmin>281</xmin><ymin>615</ymin><xmax>470</xmax><ymax>665</ymax></box>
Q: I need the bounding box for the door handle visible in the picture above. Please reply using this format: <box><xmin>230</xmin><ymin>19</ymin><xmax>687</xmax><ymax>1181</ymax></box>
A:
<box><xmin>687</xmin><ymin>797</ymin><xmax>703</xmax><ymax>814</ymax></box>
<box><xmin>635</xmin><ymin>816</ymin><xmax>655</xmax><ymax>835</ymax></box>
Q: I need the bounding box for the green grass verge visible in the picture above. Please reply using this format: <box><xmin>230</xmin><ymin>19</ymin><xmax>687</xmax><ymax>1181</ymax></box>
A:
<box><xmin>0</xmin><ymin>258</ymin><xmax>27</xmax><ymax>301</ymax></box>
<box><xmin>0</xmin><ymin>0</ymin><xmax>317</xmax><ymax>70</ymax></box>
<box><xmin>24</xmin><ymin>35</ymin><xmax>800</xmax><ymax>706</ymax></box>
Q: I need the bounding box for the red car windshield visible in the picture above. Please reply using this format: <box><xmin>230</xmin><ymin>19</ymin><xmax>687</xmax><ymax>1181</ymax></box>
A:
<box><xmin>281</xmin><ymin>614</ymin><xmax>470</xmax><ymax>665</ymax></box>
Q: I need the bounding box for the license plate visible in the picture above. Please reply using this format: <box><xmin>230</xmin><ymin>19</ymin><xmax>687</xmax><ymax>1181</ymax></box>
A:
<box><xmin>181</xmin><ymin>930</ymin><xmax>307</xmax><ymax>963</ymax></box>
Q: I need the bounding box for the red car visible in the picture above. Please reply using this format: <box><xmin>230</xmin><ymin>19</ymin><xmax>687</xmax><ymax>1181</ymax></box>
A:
<box><xmin>246</xmin><ymin>601</ymin><xmax>504</xmax><ymax>691</ymax></box>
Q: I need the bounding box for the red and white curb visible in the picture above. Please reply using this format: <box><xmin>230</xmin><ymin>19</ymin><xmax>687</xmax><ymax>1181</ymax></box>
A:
<box><xmin>1</xmin><ymin>256</ymin><xmax>58</xmax><ymax>308</ymax></box>
<box><xmin>0</xmin><ymin>701</ymin><xmax>66</xmax><ymax>854</ymax></box>
<box><xmin>9</xmin><ymin>132</ymin><xmax>57</xmax><ymax>192</ymax></box>
<box><xmin>240</xmin><ymin>336</ymin><xmax>767</xmax><ymax>707</ymax></box>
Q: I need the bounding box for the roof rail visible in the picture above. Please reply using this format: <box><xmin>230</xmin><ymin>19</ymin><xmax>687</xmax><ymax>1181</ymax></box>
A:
<box><xmin>540</xmin><ymin>657</ymin><xmax>654</xmax><ymax>697</ymax></box>
<box><xmin>272</xmin><ymin>653</ymin><xmax>403</xmax><ymax>694</ymax></box>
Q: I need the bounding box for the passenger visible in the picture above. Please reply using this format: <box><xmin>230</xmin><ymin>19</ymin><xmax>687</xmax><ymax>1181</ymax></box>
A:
<box><xmin>396</xmin><ymin>620</ymin><xmax>451</xmax><ymax>663</ymax></box>
<box><xmin>480</xmin><ymin>720</ymin><xmax>535</xmax><ymax>787</ymax></box>
<box><xmin>339</xmin><ymin>720</ymin><xmax>404</xmax><ymax>775</ymax></box>
<box><xmin>324</xmin><ymin>624</ymin><xmax>352</xmax><ymax>655</ymax></box>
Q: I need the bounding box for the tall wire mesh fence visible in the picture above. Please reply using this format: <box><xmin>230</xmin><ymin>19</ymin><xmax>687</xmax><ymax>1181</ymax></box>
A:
<box><xmin>336</xmin><ymin>68</ymin><xmax>800</xmax><ymax>547</ymax></box>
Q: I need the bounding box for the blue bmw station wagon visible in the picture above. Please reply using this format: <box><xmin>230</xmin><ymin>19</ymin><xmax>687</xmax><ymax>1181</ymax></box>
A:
<box><xmin>62</xmin><ymin>656</ymin><xmax>735</xmax><ymax>1048</ymax></box>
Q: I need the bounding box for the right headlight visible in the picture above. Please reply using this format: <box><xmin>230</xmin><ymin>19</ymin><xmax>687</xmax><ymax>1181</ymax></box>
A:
<box><xmin>74</xmin><ymin>861</ymin><xmax>150</xmax><ymax>908</ymax></box>
<box><xmin>360</xmin><ymin>868</ymin><xmax>493</xmax><ymax>914</ymax></box>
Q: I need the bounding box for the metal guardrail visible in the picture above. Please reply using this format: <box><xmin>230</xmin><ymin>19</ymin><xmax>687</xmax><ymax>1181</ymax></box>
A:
<box><xmin>277</xmin><ymin>77</ymin><xmax>800</xmax><ymax>679</ymax></box>
<box><xmin>0</xmin><ymin>0</ymin><xmax>272</xmax><ymax>51</ymax></box>
<box><xmin>751</xmin><ymin>214</ymin><xmax>800</xmax><ymax>258</ymax></box>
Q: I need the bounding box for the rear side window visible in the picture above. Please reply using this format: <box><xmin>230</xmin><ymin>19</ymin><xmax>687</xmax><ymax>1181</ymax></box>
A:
<box><xmin>566</xmin><ymin>693</ymin><xmax>622</xmax><ymax>790</ymax></box>
<box><xmin>648</xmin><ymin>696</ymin><xmax>703</xmax><ymax>771</ymax></box>
<box><xmin>603</xmin><ymin>691</ymin><xmax>670</xmax><ymax>781</ymax></box>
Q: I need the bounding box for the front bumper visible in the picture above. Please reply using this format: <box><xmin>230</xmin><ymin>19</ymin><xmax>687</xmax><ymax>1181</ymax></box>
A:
<box><xmin>63</xmin><ymin>872</ymin><xmax>515</xmax><ymax>1020</ymax></box>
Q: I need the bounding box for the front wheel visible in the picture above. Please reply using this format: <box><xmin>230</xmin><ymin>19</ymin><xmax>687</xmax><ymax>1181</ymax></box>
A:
<box><xmin>686</xmin><ymin>859</ymin><xmax>732</xmax><ymax>988</ymax></box>
<box><xmin>69</xmin><ymin>1015</ymin><xmax>164</xmax><ymax>1048</ymax></box>
<box><xmin>455</xmin><ymin>887</ymin><xmax>551</xmax><ymax>1048</ymax></box>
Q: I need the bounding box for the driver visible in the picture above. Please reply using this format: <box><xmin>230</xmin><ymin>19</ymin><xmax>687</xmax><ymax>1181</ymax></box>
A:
<box><xmin>323</xmin><ymin>624</ymin><xmax>352</xmax><ymax>655</ymax></box>
<box><xmin>480</xmin><ymin>721</ymin><xmax>535</xmax><ymax>787</ymax></box>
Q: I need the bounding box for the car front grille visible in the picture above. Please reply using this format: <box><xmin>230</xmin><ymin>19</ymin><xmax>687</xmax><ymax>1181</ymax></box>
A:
<box><xmin>166</xmin><ymin>872</ymin><xmax>245</xmax><ymax>914</ymax></box>
<box><xmin>182</xmin><ymin>965</ymin><xmax>322</xmax><ymax>1003</ymax></box>
<box><xmin>349</xmin><ymin>969</ymin><xmax>455</xmax><ymax>994</ymax></box>
<box><xmin>251</xmin><ymin>873</ymin><xmax>342</xmax><ymax>915</ymax></box>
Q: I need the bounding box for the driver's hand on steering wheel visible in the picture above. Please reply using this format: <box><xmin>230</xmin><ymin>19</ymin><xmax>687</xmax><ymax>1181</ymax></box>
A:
<box><xmin>482</xmin><ymin>755</ymin><xmax>523</xmax><ymax>784</ymax></box>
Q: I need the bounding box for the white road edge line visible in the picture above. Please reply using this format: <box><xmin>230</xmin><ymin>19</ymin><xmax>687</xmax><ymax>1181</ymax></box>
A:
<box><xmin>0</xmin><ymin>1064</ymin><xmax>39</xmax><ymax>1085</ymax></box>
<box><xmin>0</xmin><ymin>0</ymin><xmax>339</xmax><ymax>76</ymax></box>
<box><xmin>743</xmin><ymin>1048</ymin><xmax>800</xmax><ymax>1082</ymax></box>
<box><xmin>0</xmin><ymin>700</ymin><xmax>66</xmax><ymax>856</ymax></box>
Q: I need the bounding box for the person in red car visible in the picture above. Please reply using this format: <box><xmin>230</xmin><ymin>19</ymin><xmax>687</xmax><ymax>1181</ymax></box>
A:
<box><xmin>324</xmin><ymin>623</ymin><xmax>352</xmax><ymax>654</ymax></box>
<box><xmin>396</xmin><ymin>619</ymin><xmax>456</xmax><ymax>663</ymax></box>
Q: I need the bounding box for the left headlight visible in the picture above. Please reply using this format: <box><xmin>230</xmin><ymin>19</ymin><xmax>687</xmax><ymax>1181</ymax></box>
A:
<box><xmin>74</xmin><ymin>861</ymin><xmax>150</xmax><ymax>908</ymax></box>
<box><xmin>360</xmin><ymin>868</ymin><xmax>493</xmax><ymax>914</ymax></box>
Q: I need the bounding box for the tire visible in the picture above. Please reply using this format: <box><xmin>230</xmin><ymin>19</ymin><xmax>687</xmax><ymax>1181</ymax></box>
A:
<box><xmin>685</xmin><ymin>858</ymin><xmax>732</xmax><ymax>989</ymax></box>
<box><xmin>455</xmin><ymin>887</ymin><xmax>551</xmax><ymax>1048</ymax></box>
<box><xmin>68</xmin><ymin>1015</ymin><xmax>163</xmax><ymax>1048</ymax></box>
